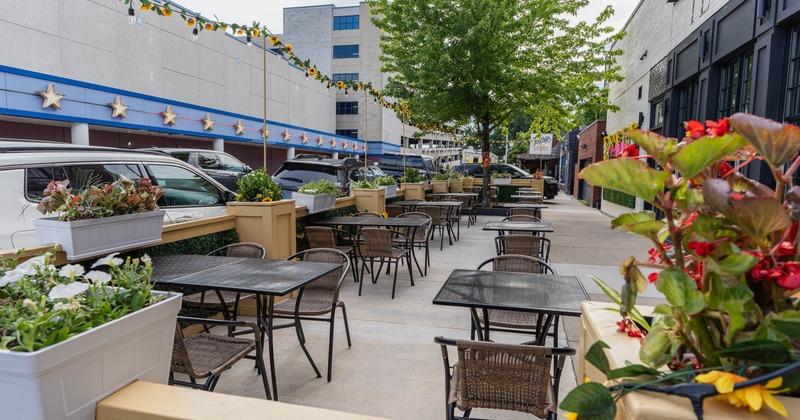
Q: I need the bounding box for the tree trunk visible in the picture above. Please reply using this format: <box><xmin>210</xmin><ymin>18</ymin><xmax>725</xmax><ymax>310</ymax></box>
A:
<box><xmin>480</xmin><ymin>115</ymin><xmax>492</xmax><ymax>208</ymax></box>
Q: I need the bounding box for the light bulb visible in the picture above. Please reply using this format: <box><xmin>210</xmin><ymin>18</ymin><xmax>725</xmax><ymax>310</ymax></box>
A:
<box><xmin>345</xmin><ymin>89</ymin><xmax>348</xmax><ymax>98</ymax></box>
<box><xmin>305</xmin><ymin>72</ymin><xmax>309</xmax><ymax>80</ymax></box>
<box><xmin>246</xmin><ymin>36</ymin><xmax>252</xmax><ymax>47</ymax></box>
<box><xmin>326</xmin><ymin>83</ymin><xmax>330</xmax><ymax>91</ymax></box>
<box><xmin>128</xmin><ymin>6</ymin><xmax>136</xmax><ymax>25</ymax></box>
<box><xmin>191</xmin><ymin>27</ymin><xmax>198</xmax><ymax>42</ymax></box>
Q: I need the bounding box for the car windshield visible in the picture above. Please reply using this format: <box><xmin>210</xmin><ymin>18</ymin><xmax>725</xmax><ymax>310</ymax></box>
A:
<box><xmin>218</xmin><ymin>153</ymin><xmax>249</xmax><ymax>173</ymax></box>
<box><xmin>274</xmin><ymin>163</ymin><xmax>341</xmax><ymax>184</ymax></box>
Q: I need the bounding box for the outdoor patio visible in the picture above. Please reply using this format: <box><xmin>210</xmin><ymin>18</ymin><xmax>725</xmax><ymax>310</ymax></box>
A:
<box><xmin>192</xmin><ymin>193</ymin><xmax>663</xmax><ymax>419</ymax></box>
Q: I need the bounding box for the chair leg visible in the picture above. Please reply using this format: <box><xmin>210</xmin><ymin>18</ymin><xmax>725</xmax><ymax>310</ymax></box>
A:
<box><xmin>340</xmin><ymin>303</ymin><xmax>352</xmax><ymax>347</ymax></box>
<box><xmin>391</xmin><ymin>258</ymin><xmax>399</xmax><ymax>299</ymax></box>
<box><xmin>407</xmin><ymin>253</ymin><xmax>415</xmax><ymax>286</ymax></box>
<box><xmin>327</xmin><ymin>307</ymin><xmax>336</xmax><ymax>382</ymax></box>
<box><xmin>359</xmin><ymin>257</ymin><xmax>367</xmax><ymax>296</ymax></box>
<box><xmin>350</xmin><ymin>252</ymin><xmax>359</xmax><ymax>283</ymax></box>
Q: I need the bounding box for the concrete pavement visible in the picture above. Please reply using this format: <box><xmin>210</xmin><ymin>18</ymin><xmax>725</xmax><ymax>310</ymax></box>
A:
<box><xmin>205</xmin><ymin>193</ymin><xmax>665</xmax><ymax>419</ymax></box>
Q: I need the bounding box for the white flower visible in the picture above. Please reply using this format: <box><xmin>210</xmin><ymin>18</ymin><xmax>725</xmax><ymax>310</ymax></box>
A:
<box><xmin>52</xmin><ymin>302</ymin><xmax>69</xmax><ymax>311</ymax></box>
<box><xmin>48</xmin><ymin>282</ymin><xmax>89</xmax><ymax>300</ymax></box>
<box><xmin>0</xmin><ymin>270</ymin><xmax>26</xmax><ymax>287</ymax></box>
<box><xmin>58</xmin><ymin>264</ymin><xmax>85</xmax><ymax>278</ymax></box>
<box><xmin>84</xmin><ymin>270</ymin><xmax>112</xmax><ymax>284</ymax></box>
<box><xmin>141</xmin><ymin>254</ymin><xmax>151</xmax><ymax>263</ymax></box>
<box><xmin>22</xmin><ymin>298</ymin><xmax>36</xmax><ymax>310</ymax></box>
<box><xmin>91</xmin><ymin>253</ymin><xmax>123</xmax><ymax>268</ymax></box>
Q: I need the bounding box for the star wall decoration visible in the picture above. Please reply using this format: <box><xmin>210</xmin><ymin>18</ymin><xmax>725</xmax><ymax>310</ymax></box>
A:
<box><xmin>317</xmin><ymin>136</ymin><xmax>324</xmax><ymax>146</ymax></box>
<box><xmin>330</xmin><ymin>139</ymin><xmax>337</xmax><ymax>148</ymax></box>
<box><xmin>342</xmin><ymin>140</ymin><xmax>348</xmax><ymax>149</ymax></box>
<box><xmin>234</xmin><ymin>119</ymin><xmax>245</xmax><ymax>135</ymax></box>
<box><xmin>283</xmin><ymin>129</ymin><xmax>291</xmax><ymax>142</ymax></box>
<box><xmin>38</xmin><ymin>84</ymin><xmax>64</xmax><ymax>110</ymax></box>
<box><xmin>301</xmin><ymin>133</ymin><xmax>309</xmax><ymax>144</ymax></box>
<box><xmin>353</xmin><ymin>142</ymin><xmax>358</xmax><ymax>151</ymax></box>
<box><xmin>261</xmin><ymin>125</ymin><xmax>270</xmax><ymax>140</ymax></box>
<box><xmin>202</xmin><ymin>113</ymin><xmax>215</xmax><ymax>130</ymax></box>
<box><xmin>108</xmin><ymin>96</ymin><xmax>128</xmax><ymax>118</ymax></box>
<box><xmin>161</xmin><ymin>106</ymin><xmax>177</xmax><ymax>125</ymax></box>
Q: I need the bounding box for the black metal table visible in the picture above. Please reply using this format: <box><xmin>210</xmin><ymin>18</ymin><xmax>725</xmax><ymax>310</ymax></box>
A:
<box><xmin>392</xmin><ymin>200</ymin><xmax>462</xmax><ymax>209</ymax></box>
<box><xmin>483</xmin><ymin>220</ymin><xmax>554</xmax><ymax>234</ymax></box>
<box><xmin>503</xmin><ymin>203</ymin><xmax>548</xmax><ymax>209</ymax></box>
<box><xmin>426</xmin><ymin>193</ymin><xmax>479</xmax><ymax>198</ymax></box>
<box><xmin>150</xmin><ymin>254</ymin><xmax>340</xmax><ymax>401</ymax></box>
<box><xmin>432</xmin><ymin>269</ymin><xmax>588</xmax><ymax>343</ymax></box>
<box><xmin>510</xmin><ymin>194</ymin><xmax>543</xmax><ymax>200</ymax></box>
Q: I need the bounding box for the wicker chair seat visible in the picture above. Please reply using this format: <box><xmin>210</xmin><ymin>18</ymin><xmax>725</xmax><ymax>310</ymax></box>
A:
<box><xmin>172</xmin><ymin>333</ymin><xmax>256</xmax><ymax>378</ymax></box>
<box><xmin>272</xmin><ymin>295</ymin><xmax>341</xmax><ymax>317</ymax></box>
<box><xmin>476</xmin><ymin>309</ymin><xmax>545</xmax><ymax>330</ymax></box>
<box><xmin>182</xmin><ymin>291</ymin><xmax>256</xmax><ymax>309</ymax></box>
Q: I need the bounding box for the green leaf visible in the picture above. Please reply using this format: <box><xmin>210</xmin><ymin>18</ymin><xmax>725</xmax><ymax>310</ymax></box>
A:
<box><xmin>718</xmin><ymin>254</ymin><xmax>758</xmax><ymax>274</ymax></box>
<box><xmin>655</xmin><ymin>268</ymin><xmax>706</xmax><ymax>315</ymax></box>
<box><xmin>607</xmin><ymin>364</ymin><xmax>660</xmax><ymax>380</ymax></box>
<box><xmin>624</xmin><ymin>130</ymin><xmax>678</xmax><ymax>167</ymax></box>
<box><xmin>729</xmin><ymin>113</ymin><xmax>800</xmax><ymax>168</ymax></box>
<box><xmin>584</xmin><ymin>341</ymin><xmax>611</xmax><ymax>377</ymax></box>
<box><xmin>671</xmin><ymin>133</ymin><xmax>747</xmax><ymax>179</ymax></box>
<box><xmin>772</xmin><ymin>319</ymin><xmax>800</xmax><ymax>337</ymax></box>
<box><xmin>559</xmin><ymin>382</ymin><xmax>616</xmax><ymax>420</ymax></box>
<box><xmin>611</xmin><ymin>212</ymin><xmax>667</xmax><ymax>242</ymax></box>
<box><xmin>579</xmin><ymin>159</ymin><xmax>670</xmax><ymax>204</ymax></box>
<box><xmin>639</xmin><ymin>325</ymin><xmax>673</xmax><ymax>367</ymax></box>
<box><xmin>715</xmin><ymin>340</ymin><xmax>792</xmax><ymax>363</ymax></box>
<box><xmin>703</xmin><ymin>179</ymin><xmax>791</xmax><ymax>240</ymax></box>
<box><xmin>589</xmin><ymin>275</ymin><xmax>651</xmax><ymax>331</ymax></box>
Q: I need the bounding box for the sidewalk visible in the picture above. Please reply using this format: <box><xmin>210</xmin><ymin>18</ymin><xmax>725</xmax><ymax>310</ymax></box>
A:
<box><xmin>211</xmin><ymin>193</ymin><xmax>664</xmax><ymax>418</ymax></box>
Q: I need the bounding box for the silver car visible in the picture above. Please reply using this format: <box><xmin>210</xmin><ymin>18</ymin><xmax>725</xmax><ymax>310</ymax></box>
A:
<box><xmin>0</xmin><ymin>139</ymin><xmax>235</xmax><ymax>250</ymax></box>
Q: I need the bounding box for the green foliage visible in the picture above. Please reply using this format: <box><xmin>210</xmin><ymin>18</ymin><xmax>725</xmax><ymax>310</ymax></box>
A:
<box><xmin>602</xmin><ymin>188</ymin><xmax>636</xmax><ymax>208</ymax></box>
<box><xmin>298</xmin><ymin>179</ymin><xmax>340</xmax><ymax>198</ymax></box>
<box><xmin>433</xmin><ymin>172</ymin><xmax>449</xmax><ymax>180</ymax></box>
<box><xmin>398</xmin><ymin>168</ymin><xmax>425</xmax><ymax>183</ymax></box>
<box><xmin>236</xmin><ymin>168</ymin><xmax>281</xmax><ymax>202</ymax></box>
<box><xmin>376</xmin><ymin>175</ymin><xmax>397</xmax><ymax>186</ymax></box>
<box><xmin>352</xmin><ymin>179</ymin><xmax>378</xmax><ymax>189</ymax></box>
<box><xmin>140</xmin><ymin>229</ymin><xmax>239</xmax><ymax>257</ymax></box>
<box><xmin>37</xmin><ymin>177</ymin><xmax>164</xmax><ymax>222</ymax></box>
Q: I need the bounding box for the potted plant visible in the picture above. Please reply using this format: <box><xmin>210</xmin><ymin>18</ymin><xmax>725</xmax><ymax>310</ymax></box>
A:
<box><xmin>234</xmin><ymin>168</ymin><xmax>282</xmax><ymax>203</ymax></box>
<box><xmin>462</xmin><ymin>174</ymin><xmax>475</xmax><ymax>188</ymax></box>
<box><xmin>399</xmin><ymin>168</ymin><xmax>427</xmax><ymax>200</ymax></box>
<box><xmin>448</xmin><ymin>169</ymin><xmax>464</xmax><ymax>192</ymax></box>
<box><xmin>292</xmin><ymin>179</ymin><xmax>339</xmax><ymax>214</ymax></box>
<box><xmin>376</xmin><ymin>175</ymin><xmax>398</xmax><ymax>198</ymax></box>
<box><xmin>431</xmin><ymin>171</ymin><xmax>450</xmax><ymax>193</ymax></box>
<box><xmin>0</xmin><ymin>251</ymin><xmax>181</xmax><ymax>420</ymax></box>
<box><xmin>33</xmin><ymin>177</ymin><xmax>166</xmax><ymax>260</ymax></box>
<box><xmin>561</xmin><ymin>114</ymin><xmax>800</xmax><ymax>419</ymax></box>
<box><xmin>491</xmin><ymin>172</ymin><xmax>512</xmax><ymax>185</ymax></box>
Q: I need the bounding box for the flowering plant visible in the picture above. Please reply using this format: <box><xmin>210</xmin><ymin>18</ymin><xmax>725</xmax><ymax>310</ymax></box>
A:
<box><xmin>298</xmin><ymin>179</ymin><xmax>340</xmax><ymax>197</ymax></box>
<box><xmin>376</xmin><ymin>175</ymin><xmax>397</xmax><ymax>186</ymax></box>
<box><xmin>235</xmin><ymin>168</ymin><xmax>282</xmax><ymax>203</ymax></box>
<box><xmin>492</xmin><ymin>172</ymin><xmax>512</xmax><ymax>178</ymax></box>
<box><xmin>37</xmin><ymin>177</ymin><xmax>164</xmax><ymax>222</ymax></box>
<box><xmin>398</xmin><ymin>168</ymin><xmax>425</xmax><ymax>183</ymax></box>
<box><xmin>0</xmin><ymin>252</ymin><xmax>161</xmax><ymax>352</ymax></box>
<box><xmin>561</xmin><ymin>114</ymin><xmax>800</xmax><ymax>418</ymax></box>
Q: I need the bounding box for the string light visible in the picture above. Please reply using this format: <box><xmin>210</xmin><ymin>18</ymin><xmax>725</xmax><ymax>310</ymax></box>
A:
<box><xmin>191</xmin><ymin>25</ymin><xmax>199</xmax><ymax>42</ymax></box>
<box><xmin>128</xmin><ymin>3</ymin><xmax>136</xmax><ymax>25</ymax></box>
<box><xmin>246</xmin><ymin>35</ymin><xmax>252</xmax><ymax>47</ymax></box>
<box><xmin>345</xmin><ymin>89</ymin><xmax>348</xmax><ymax>98</ymax></box>
<box><xmin>305</xmin><ymin>71</ymin><xmax>309</xmax><ymax>81</ymax></box>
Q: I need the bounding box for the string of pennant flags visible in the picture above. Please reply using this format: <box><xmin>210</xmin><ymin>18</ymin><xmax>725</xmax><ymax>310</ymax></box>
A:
<box><xmin>122</xmin><ymin>0</ymin><xmax>465</xmax><ymax>142</ymax></box>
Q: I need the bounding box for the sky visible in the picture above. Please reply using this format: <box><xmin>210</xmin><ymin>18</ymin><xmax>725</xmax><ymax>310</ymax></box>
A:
<box><xmin>173</xmin><ymin>0</ymin><xmax>641</xmax><ymax>35</ymax></box>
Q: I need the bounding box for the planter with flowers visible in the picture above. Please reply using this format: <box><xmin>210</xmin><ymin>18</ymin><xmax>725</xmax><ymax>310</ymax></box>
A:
<box><xmin>561</xmin><ymin>114</ymin><xmax>800</xmax><ymax>419</ymax></box>
<box><xmin>491</xmin><ymin>172</ymin><xmax>512</xmax><ymax>185</ymax></box>
<box><xmin>376</xmin><ymin>175</ymin><xmax>398</xmax><ymax>198</ymax></box>
<box><xmin>448</xmin><ymin>170</ymin><xmax>464</xmax><ymax>192</ymax></box>
<box><xmin>293</xmin><ymin>179</ymin><xmax>339</xmax><ymax>214</ymax></box>
<box><xmin>431</xmin><ymin>172</ymin><xmax>450</xmax><ymax>193</ymax></box>
<box><xmin>462</xmin><ymin>175</ymin><xmax>475</xmax><ymax>188</ymax></box>
<box><xmin>0</xmin><ymin>252</ymin><xmax>181</xmax><ymax>420</ymax></box>
<box><xmin>400</xmin><ymin>168</ymin><xmax>427</xmax><ymax>200</ymax></box>
<box><xmin>33</xmin><ymin>177</ymin><xmax>166</xmax><ymax>261</ymax></box>
<box><xmin>352</xmin><ymin>179</ymin><xmax>386</xmax><ymax>214</ymax></box>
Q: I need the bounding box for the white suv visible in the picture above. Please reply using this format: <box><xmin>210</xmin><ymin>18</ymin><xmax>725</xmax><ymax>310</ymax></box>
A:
<box><xmin>0</xmin><ymin>139</ymin><xmax>236</xmax><ymax>250</ymax></box>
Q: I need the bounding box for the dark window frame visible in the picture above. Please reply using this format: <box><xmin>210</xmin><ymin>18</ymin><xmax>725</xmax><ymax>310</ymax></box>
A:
<box><xmin>332</xmin><ymin>73</ymin><xmax>359</xmax><ymax>83</ymax></box>
<box><xmin>787</xmin><ymin>27</ymin><xmax>800</xmax><ymax>122</ymax></box>
<box><xmin>336</xmin><ymin>129</ymin><xmax>359</xmax><ymax>138</ymax></box>
<box><xmin>333</xmin><ymin>15</ymin><xmax>359</xmax><ymax>30</ymax></box>
<box><xmin>336</xmin><ymin>101</ymin><xmax>359</xmax><ymax>115</ymax></box>
<box><xmin>333</xmin><ymin>45</ymin><xmax>359</xmax><ymax>59</ymax></box>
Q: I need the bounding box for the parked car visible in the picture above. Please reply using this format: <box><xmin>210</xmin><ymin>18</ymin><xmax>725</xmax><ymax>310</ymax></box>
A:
<box><xmin>0</xmin><ymin>139</ymin><xmax>236</xmax><ymax>250</ymax></box>
<box><xmin>454</xmin><ymin>162</ymin><xmax>559</xmax><ymax>199</ymax></box>
<box><xmin>377</xmin><ymin>152</ymin><xmax>440</xmax><ymax>180</ymax></box>
<box><xmin>273</xmin><ymin>154</ymin><xmax>387</xmax><ymax>199</ymax></box>
<box><xmin>149</xmin><ymin>148</ymin><xmax>251</xmax><ymax>191</ymax></box>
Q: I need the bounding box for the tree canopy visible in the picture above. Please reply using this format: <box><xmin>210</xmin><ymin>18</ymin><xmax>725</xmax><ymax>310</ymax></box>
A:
<box><xmin>372</xmin><ymin>0</ymin><xmax>623</xmax><ymax>204</ymax></box>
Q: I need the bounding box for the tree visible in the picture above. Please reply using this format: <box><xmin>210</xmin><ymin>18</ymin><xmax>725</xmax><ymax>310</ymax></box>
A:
<box><xmin>372</xmin><ymin>0</ymin><xmax>623</xmax><ymax>205</ymax></box>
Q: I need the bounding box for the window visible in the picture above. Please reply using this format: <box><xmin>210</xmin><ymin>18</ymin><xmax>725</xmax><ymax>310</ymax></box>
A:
<box><xmin>651</xmin><ymin>100</ymin><xmax>665</xmax><ymax>129</ymax></box>
<box><xmin>333</xmin><ymin>15</ymin><xmax>359</xmax><ymax>30</ymax></box>
<box><xmin>787</xmin><ymin>27</ymin><xmax>800</xmax><ymax>122</ymax></box>
<box><xmin>147</xmin><ymin>164</ymin><xmax>224</xmax><ymax>207</ymax></box>
<box><xmin>740</xmin><ymin>54</ymin><xmax>753</xmax><ymax>113</ymax></box>
<box><xmin>678</xmin><ymin>81</ymin><xmax>698</xmax><ymax>125</ymax></box>
<box><xmin>638</xmin><ymin>86</ymin><xmax>642</xmax><ymax>100</ymax></box>
<box><xmin>336</xmin><ymin>129</ymin><xmax>359</xmax><ymax>138</ymax></box>
<box><xmin>336</xmin><ymin>101</ymin><xmax>359</xmax><ymax>115</ymax></box>
<box><xmin>717</xmin><ymin>52</ymin><xmax>753</xmax><ymax>118</ymax></box>
<box><xmin>197</xmin><ymin>153</ymin><xmax>222</xmax><ymax>170</ymax></box>
<box><xmin>25</xmin><ymin>164</ymin><xmax>144</xmax><ymax>202</ymax></box>
<box><xmin>217</xmin><ymin>153</ymin><xmax>249</xmax><ymax>173</ymax></box>
<box><xmin>332</xmin><ymin>73</ymin><xmax>359</xmax><ymax>83</ymax></box>
<box><xmin>333</xmin><ymin>45</ymin><xmax>359</xmax><ymax>59</ymax></box>
<box><xmin>170</xmin><ymin>152</ymin><xmax>190</xmax><ymax>163</ymax></box>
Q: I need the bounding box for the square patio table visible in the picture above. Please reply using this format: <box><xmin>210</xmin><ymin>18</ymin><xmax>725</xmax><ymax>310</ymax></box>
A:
<box><xmin>510</xmin><ymin>194</ymin><xmax>543</xmax><ymax>199</ymax></box>
<box><xmin>502</xmin><ymin>203</ymin><xmax>548</xmax><ymax>209</ymax></box>
<box><xmin>483</xmin><ymin>220</ymin><xmax>553</xmax><ymax>234</ymax></box>
<box><xmin>432</xmin><ymin>269</ymin><xmax>589</xmax><ymax>343</ymax></box>
<box><xmin>426</xmin><ymin>193</ymin><xmax>479</xmax><ymax>198</ymax></box>
<box><xmin>150</xmin><ymin>254</ymin><xmax>340</xmax><ymax>401</ymax></box>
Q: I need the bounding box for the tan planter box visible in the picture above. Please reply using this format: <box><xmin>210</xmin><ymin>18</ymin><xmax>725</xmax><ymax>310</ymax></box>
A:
<box><xmin>226</xmin><ymin>200</ymin><xmax>296</xmax><ymax>261</ymax></box>
<box><xmin>532</xmin><ymin>178</ymin><xmax>544</xmax><ymax>192</ymax></box>
<box><xmin>431</xmin><ymin>179</ymin><xmax>449</xmax><ymax>193</ymax></box>
<box><xmin>449</xmin><ymin>179</ymin><xmax>463</xmax><ymax>192</ymax></box>
<box><xmin>352</xmin><ymin>188</ymin><xmax>386</xmax><ymax>214</ymax></box>
<box><xmin>491</xmin><ymin>177</ymin><xmax>511</xmax><ymax>185</ymax></box>
<box><xmin>462</xmin><ymin>177</ymin><xmax>474</xmax><ymax>188</ymax></box>
<box><xmin>401</xmin><ymin>182</ymin><xmax>426</xmax><ymax>200</ymax></box>
<box><xmin>580</xmin><ymin>301</ymin><xmax>800</xmax><ymax>419</ymax></box>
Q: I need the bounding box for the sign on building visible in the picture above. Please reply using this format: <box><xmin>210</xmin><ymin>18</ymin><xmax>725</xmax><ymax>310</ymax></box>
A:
<box><xmin>530</xmin><ymin>133</ymin><xmax>553</xmax><ymax>155</ymax></box>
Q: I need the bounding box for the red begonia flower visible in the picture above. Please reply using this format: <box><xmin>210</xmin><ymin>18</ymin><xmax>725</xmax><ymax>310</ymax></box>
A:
<box><xmin>718</xmin><ymin>162</ymin><xmax>733</xmax><ymax>178</ymax></box>
<box><xmin>705</xmin><ymin>118</ymin><xmax>732</xmax><ymax>137</ymax></box>
<box><xmin>647</xmin><ymin>272</ymin><xmax>659</xmax><ymax>284</ymax></box>
<box><xmin>685</xmin><ymin>120</ymin><xmax>706</xmax><ymax>139</ymax></box>
<box><xmin>688</xmin><ymin>241</ymin><xmax>715</xmax><ymax>258</ymax></box>
<box><xmin>778</xmin><ymin>241</ymin><xmax>797</xmax><ymax>257</ymax></box>
<box><xmin>620</xmin><ymin>144</ymin><xmax>639</xmax><ymax>158</ymax></box>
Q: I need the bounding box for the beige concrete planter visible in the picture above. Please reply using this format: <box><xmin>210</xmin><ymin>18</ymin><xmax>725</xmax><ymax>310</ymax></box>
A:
<box><xmin>226</xmin><ymin>200</ymin><xmax>297</xmax><ymax>260</ymax></box>
<box><xmin>431</xmin><ymin>179</ymin><xmax>449</xmax><ymax>193</ymax></box>
<box><xmin>462</xmin><ymin>177</ymin><xmax>474</xmax><ymax>187</ymax></box>
<box><xmin>352</xmin><ymin>188</ymin><xmax>386</xmax><ymax>214</ymax></box>
<box><xmin>449</xmin><ymin>179</ymin><xmax>463</xmax><ymax>192</ymax></box>
<box><xmin>580</xmin><ymin>301</ymin><xmax>799</xmax><ymax>419</ymax></box>
<box><xmin>401</xmin><ymin>182</ymin><xmax>427</xmax><ymax>200</ymax></box>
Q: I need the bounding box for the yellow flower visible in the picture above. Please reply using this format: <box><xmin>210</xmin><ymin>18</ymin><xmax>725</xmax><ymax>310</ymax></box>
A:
<box><xmin>186</xmin><ymin>18</ymin><xmax>195</xmax><ymax>26</ymax></box>
<box><xmin>253</xmin><ymin>28</ymin><xmax>260</xmax><ymax>38</ymax></box>
<box><xmin>140</xmin><ymin>4</ymin><xmax>153</xmax><ymax>11</ymax></box>
<box><xmin>236</xmin><ymin>29</ymin><xmax>245</xmax><ymax>35</ymax></box>
<box><xmin>695</xmin><ymin>371</ymin><xmax>787</xmax><ymax>417</ymax></box>
<box><xmin>256</xmin><ymin>193</ymin><xmax>262</xmax><ymax>199</ymax></box>
<box><xmin>262</xmin><ymin>197</ymin><xmax>272</xmax><ymax>202</ymax></box>
<box><xmin>236</xmin><ymin>193</ymin><xmax>243</xmax><ymax>199</ymax></box>
<box><xmin>204</xmin><ymin>23</ymin><xmax>214</xmax><ymax>31</ymax></box>
<box><xmin>381</xmin><ymin>212</ymin><xmax>389</xmax><ymax>218</ymax></box>
<box><xmin>161</xmin><ymin>7</ymin><xmax>172</xmax><ymax>17</ymax></box>
<box><xmin>269</xmin><ymin>35</ymin><xmax>279</xmax><ymax>45</ymax></box>
<box><xmin>308</xmin><ymin>67</ymin><xmax>318</xmax><ymax>77</ymax></box>
<box><xmin>220</xmin><ymin>23</ymin><xmax>228</xmax><ymax>31</ymax></box>
<box><xmin>336</xmin><ymin>81</ymin><xmax>344</xmax><ymax>88</ymax></box>
<box><xmin>285</xmin><ymin>44</ymin><xmax>293</xmax><ymax>54</ymax></box>
<box><xmin>564</xmin><ymin>413</ymin><xmax>578</xmax><ymax>420</ymax></box>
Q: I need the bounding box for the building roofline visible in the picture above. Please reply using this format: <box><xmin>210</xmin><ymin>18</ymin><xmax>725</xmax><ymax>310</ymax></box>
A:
<box><xmin>610</xmin><ymin>0</ymin><xmax>645</xmax><ymax>51</ymax></box>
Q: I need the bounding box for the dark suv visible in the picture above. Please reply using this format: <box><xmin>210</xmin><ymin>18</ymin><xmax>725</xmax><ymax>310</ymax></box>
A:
<box><xmin>151</xmin><ymin>148</ymin><xmax>251</xmax><ymax>191</ymax></box>
<box><xmin>273</xmin><ymin>154</ymin><xmax>387</xmax><ymax>199</ymax></box>
<box><xmin>454</xmin><ymin>162</ymin><xmax>559</xmax><ymax>199</ymax></box>
<box><xmin>377</xmin><ymin>153</ymin><xmax>440</xmax><ymax>180</ymax></box>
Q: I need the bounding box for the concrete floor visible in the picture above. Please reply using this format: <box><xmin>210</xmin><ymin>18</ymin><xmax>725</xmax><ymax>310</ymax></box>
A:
<box><xmin>203</xmin><ymin>194</ymin><xmax>665</xmax><ymax>419</ymax></box>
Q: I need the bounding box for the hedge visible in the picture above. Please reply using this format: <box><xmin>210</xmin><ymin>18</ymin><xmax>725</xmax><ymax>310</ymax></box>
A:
<box><xmin>603</xmin><ymin>188</ymin><xmax>636</xmax><ymax>208</ymax></box>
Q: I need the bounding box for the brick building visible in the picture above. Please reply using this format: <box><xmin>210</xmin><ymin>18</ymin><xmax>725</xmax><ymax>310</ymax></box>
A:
<box><xmin>573</xmin><ymin>120</ymin><xmax>605</xmax><ymax>206</ymax></box>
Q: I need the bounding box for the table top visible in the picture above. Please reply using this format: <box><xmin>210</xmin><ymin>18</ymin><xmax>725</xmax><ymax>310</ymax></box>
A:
<box><xmin>150</xmin><ymin>254</ymin><xmax>339</xmax><ymax>296</ymax></box>
<box><xmin>510</xmin><ymin>194</ymin><xmax>543</xmax><ymax>199</ymax></box>
<box><xmin>503</xmin><ymin>203</ymin><xmax>548</xmax><ymax>209</ymax></box>
<box><xmin>483</xmin><ymin>220</ymin><xmax>554</xmax><ymax>232</ymax></box>
<box><xmin>313</xmin><ymin>216</ymin><xmax>428</xmax><ymax>228</ymax></box>
<box><xmin>393</xmin><ymin>200</ymin><xmax>462</xmax><ymax>207</ymax></box>
<box><xmin>426</xmin><ymin>193</ymin><xmax>479</xmax><ymax>197</ymax></box>
<box><xmin>311</xmin><ymin>216</ymin><xmax>378</xmax><ymax>226</ymax></box>
<box><xmin>433</xmin><ymin>269</ymin><xmax>588</xmax><ymax>316</ymax></box>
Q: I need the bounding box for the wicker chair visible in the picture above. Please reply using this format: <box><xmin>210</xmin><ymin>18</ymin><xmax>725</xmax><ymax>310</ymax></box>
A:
<box><xmin>494</xmin><ymin>235</ymin><xmax>551</xmax><ymax>262</ymax></box>
<box><xmin>454</xmin><ymin>195</ymin><xmax>477</xmax><ymax>227</ymax></box>
<box><xmin>306</xmin><ymin>226</ymin><xmax>359</xmax><ymax>283</ymax></box>
<box><xmin>488</xmin><ymin>186</ymin><xmax>499</xmax><ymax>206</ymax></box>
<box><xmin>472</xmin><ymin>255</ymin><xmax>560</xmax><ymax>345</ymax></box>
<box><xmin>418</xmin><ymin>205</ymin><xmax>453</xmax><ymax>250</ymax></box>
<box><xmin>181</xmin><ymin>243</ymin><xmax>265</xmax><ymax>325</ymax></box>
<box><xmin>358</xmin><ymin>227</ymin><xmax>414</xmax><ymax>299</ymax></box>
<box><xmin>170</xmin><ymin>316</ymin><xmax>271</xmax><ymax>398</ymax></box>
<box><xmin>500</xmin><ymin>214</ymin><xmax>544</xmax><ymax>237</ymax></box>
<box><xmin>507</xmin><ymin>207</ymin><xmax>541</xmax><ymax>219</ymax></box>
<box><xmin>518</xmin><ymin>197</ymin><xmax>544</xmax><ymax>204</ymax></box>
<box><xmin>271</xmin><ymin>248</ymin><xmax>351</xmax><ymax>382</ymax></box>
<box><xmin>434</xmin><ymin>337</ymin><xmax>575</xmax><ymax>420</ymax></box>
<box><xmin>394</xmin><ymin>212</ymin><xmax>432</xmax><ymax>276</ymax></box>
<box><xmin>385</xmin><ymin>204</ymin><xmax>404</xmax><ymax>218</ymax></box>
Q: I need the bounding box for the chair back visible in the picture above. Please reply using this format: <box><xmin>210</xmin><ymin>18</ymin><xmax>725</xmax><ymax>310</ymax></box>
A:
<box><xmin>502</xmin><ymin>214</ymin><xmax>541</xmax><ymax>223</ymax></box>
<box><xmin>306</xmin><ymin>226</ymin><xmax>337</xmax><ymax>248</ymax></box>
<box><xmin>385</xmin><ymin>205</ymin><xmax>404</xmax><ymax>218</ymax></box>
<box><xmin>288</xmin><ymin>248</ymin><xmax>350</xmax><ymax>298</ymax></box>
<box><xmin>171</xmin><ymin>325</ymin><xmax>198</xmax><ymax>378</ymax></box>
<box><xmin>356</xmin><ymin>211</ymin><xmax>381</xmax><ymax>218</ymax></box>
<box><xmin>494</xmin><ymin>235</ymin><xmax>551</xmax><ymax>261</ymax></box>
<box><xmin>455</xmin><ymin>339</ymin><xmax>554</xmax><ymax>417</ymax></box>
<box><xmin>477</xmin><ymin>254</ymin><xmax>555</xmax><ymax>274</ymax></box>
<box><xmin>397</xmin><ymin>211</ymin><xmax>432</xmax><ymax>241</ymax></box>
<box><xmin>507</xmin><ymin>208</ymin><xmax>537</xmax><ymax>217</ymax></box>
<box><xmin>518</xmin><ymin>197</ymin><xmax>543</xmax><ymax>204</ymax></box>
<box><xmin>207</xmin><ymin>242</ymin><xmax>266</xmax><ymax>259</ymax></box>
<box><xmin>417</xmin><ymin>205</ymin><xmax>444</xmax><ymax>225</ymax></box>
<box><xmin>360</xmin><ymin>228</ymin><xmax>396</xmax><ymax>258</ymax></box>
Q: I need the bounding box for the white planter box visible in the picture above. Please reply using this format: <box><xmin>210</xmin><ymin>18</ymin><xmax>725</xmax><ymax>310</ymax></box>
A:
<box><xmin>292</xmin><ymin>192</ymin><xmax>336</xmax><ymax>214</ymax></box>
<box><xmin>379</xmin><ymin>185</ymin><xmax>398</xmax><ymax>198</ymax></box>
<box><xmin>33</xmin><ymin>210</ymin><xmax>166</xmax><ymax>260</ymax></box>
<box><xmin>0</xmin><ymin>291</ymin><xmax>181</xmax><ymax>420</ymax></box>
<box><xmin>492</xmin><ymin>178</ymin><xmax>512</xmax><ymax>185</ymax></box>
